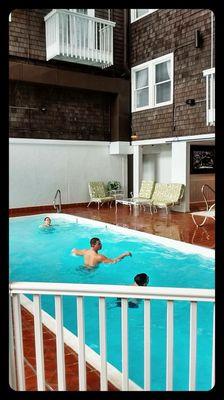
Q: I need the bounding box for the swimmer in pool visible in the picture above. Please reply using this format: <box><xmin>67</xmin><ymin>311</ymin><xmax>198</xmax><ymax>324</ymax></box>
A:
<box><xmin>72</xmin><ymin>237</ymin><xmax>132</xmax><ymax>268</ymax></box>
<box><xmin>41</xmin><ymin>216</ymin><xmax>52</xmax><ymax>227</ymax></box>
<box><xmin>116</xmin><ymin>273</ymin><xmax>150</xmax><ymax>308</ymax></box>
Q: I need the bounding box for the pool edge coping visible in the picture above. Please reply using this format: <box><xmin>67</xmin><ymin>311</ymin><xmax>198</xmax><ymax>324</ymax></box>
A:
<box><xmin>11</xmin><ymin>212</ymin><xmax>214</xmax><ymax>259</ymax></box>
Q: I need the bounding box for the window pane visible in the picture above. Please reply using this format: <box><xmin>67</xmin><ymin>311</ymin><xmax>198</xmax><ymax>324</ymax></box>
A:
<box><xmin>136</xmin><ymin>69</ymin><xmax>148</xmax><ymax>89</ymax></box>
<box><xmin>136</xmin><ymin>9</ymin><xmax>149</xmax><ymax>18</ymax></box>
<box><xmin>137</xmin><ymin>88</ymin><xmax>148</xmax><ymax>108</ymax></box>
<box><xmin>156</xmin><ymin>82</ymin><xmax>171</xmax><ymax>103</ymax></box>
<box><xmin>78</xmin><ymin>9</ymin><xmax>88</xmax><ymax>14</ymax></box>
<box><xmin>156</xmin><ymin>61</ymin><xmax>171</xmax><ymax>83</ymax></box>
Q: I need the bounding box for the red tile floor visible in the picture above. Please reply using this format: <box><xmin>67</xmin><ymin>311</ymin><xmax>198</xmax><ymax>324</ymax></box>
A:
<box><xmin>11</xmin><ymin>203</ymin><xmax>215</xmax><ymax>391</ymax></box>
<box><xmin>21</xmin><ymin>307</ymin><xmax>118</xmax><ymax>391</ymax></box>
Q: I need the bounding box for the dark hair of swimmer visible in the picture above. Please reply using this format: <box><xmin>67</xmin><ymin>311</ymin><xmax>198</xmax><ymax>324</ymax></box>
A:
<box><xmin>134</xmin><ymin>273</ymin><xmax>149</xmax><ymax>286</ymax></box>
<box><xmin>90</xmin><ymin>237</ymin><xmax>101</xmax><ymax>247</ymax></box>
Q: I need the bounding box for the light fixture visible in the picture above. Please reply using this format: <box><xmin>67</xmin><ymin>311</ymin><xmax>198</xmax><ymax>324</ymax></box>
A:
<box><xmin>131</xmin><ymin>133</ymin><xmax>138</xmax><ymax>140</ymax></box>
<box><xmin>186</xmin><ymin>99</ymin><xmax>196</xmax><ymax>106</ymax></box>
<box><xmin>40</xmin><ymin>106</ymin><xmax>47</xmax><ymax>112</ymax></box>
<box><xmin>195</xmin><ymin>30</ymin><xmax>203</xmax><ymax>48</ymax></box>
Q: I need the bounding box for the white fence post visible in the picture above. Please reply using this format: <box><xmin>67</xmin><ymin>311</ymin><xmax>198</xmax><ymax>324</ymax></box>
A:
<box><xmin>77</xmin><ymin>296</ymin><xmax>86</xmax><ymax>391</ymax></box>
<box><xmin>211</xmin><ymin>303</ymin><xmax>215</xmax><ymax>388</ymax></box>
<box><xmin>12</xmin><ymin>294</ymin><xmax>26</xmax><ymax>390</ymax></box>
<box><xmin>33</xmin><ymin>295</ymin><xmax>45</xmax><ymax>390</ymax></box>
<box><xmin>99</xmin><ymin>297</ymin><xmax>108</xmax><ymax>390</ymax></box>
<box><xmin>121</xmin><ymin>298</ymin><xmax>129</xmax><ymax>391</ymax></box>
<box><xmin>166</xmin><ymin>300</ymin><xmax>174</xmax><ymax>390</ymax></box>
<box><xmin>144</xmin><ymin>299</ymin><xmax>151</xmax><ymax>391</ymax></box>
<box><xmin>55</xmin><ymin>295</ymin><xmax>66</xmax><ymax>390</ymax></box>
<box><xmin>189</xmin><ymin>301</ymin><xmax>197</xmax><ymax>391</ymax></box>
<box><xmin>9</xmin><ymin>294</ymin><xmax>17</xmax><ymax>390</ymax></box>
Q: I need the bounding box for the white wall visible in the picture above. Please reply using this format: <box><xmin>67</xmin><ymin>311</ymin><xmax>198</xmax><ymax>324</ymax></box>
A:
<box><xmin>142</xmin><ymin>154</ymin><xmax>156</xmax><ymax>180</ymax></box>
<box><xmin>142</xmin><ymin>144</ymin><xmax>172</xmax><ymax>183</ymax></box>
<box><xmin>9</xmin><ymin>139</ymin><xmax>127</xmax><ymax>208</ymax></box>
<box><xmin>171</xmin><ymin>141</ymin><xmax>190</xmax><ymax>212</ymax></box>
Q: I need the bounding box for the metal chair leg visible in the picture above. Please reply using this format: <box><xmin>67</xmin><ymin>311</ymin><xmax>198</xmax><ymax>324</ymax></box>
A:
<box><xmin>191</xmin><ymin>214</ymin><xmax>208</xmax><ymax>227</ymax></box>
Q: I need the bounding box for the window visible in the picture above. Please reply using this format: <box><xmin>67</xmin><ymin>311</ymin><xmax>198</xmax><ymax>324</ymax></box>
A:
<box><xmin>131</xmin><ymin>9</ymin><xmax>158</xmax><ymax>23</ymax></box>
<box><xmin>135</xmin><ymin>68</ymin><xmax>149</xmax><ymax>108</ymax></box>
<box><xmin>203</xmin><ymin>68</ymin><xmax>215</xmax><ymax>125</ymax></box>
<box><xmin>131</xmin><ymin>53</ymin><xmax>173</xmax><ymax>112</ymax></box>
<box><xmin>69</xmin><ymin>9</ymin><xmax>95</xmax><ymax>17</ymax></box>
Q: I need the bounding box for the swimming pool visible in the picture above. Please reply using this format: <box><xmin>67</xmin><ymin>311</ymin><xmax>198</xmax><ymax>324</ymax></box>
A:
<box><xmin>9</xmin><ymin>213</ymin><xmax>215</xmax><ymax>391</ymax></box>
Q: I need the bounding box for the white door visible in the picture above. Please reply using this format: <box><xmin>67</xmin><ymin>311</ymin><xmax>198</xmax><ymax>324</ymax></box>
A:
<box><xmin>69</xmin><ymin>9</ymin><xmax>95</xmax><ymax>53</ymax></box>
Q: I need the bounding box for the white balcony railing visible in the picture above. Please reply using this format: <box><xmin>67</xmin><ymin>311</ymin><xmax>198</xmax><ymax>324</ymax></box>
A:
<box><xmin>44</xmin><ymin>9</ymin><xmax>116</xmax><ymax>68</ymax></box>
<box><xmin>203</xmin><ymin>68</ymin><xmax>215</xmax><ymax>126</ymax></box>
<box><xmin>9</xmin><ymin>281</ymin><xmax>215</xmax><ymax>391</ymax></box>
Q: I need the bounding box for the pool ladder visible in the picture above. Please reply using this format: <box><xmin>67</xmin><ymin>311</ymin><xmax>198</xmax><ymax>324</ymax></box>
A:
<box><xmin>53</xmin><ymin>189</ymin><xmax>62</xmax><ymax>213</ymax></box>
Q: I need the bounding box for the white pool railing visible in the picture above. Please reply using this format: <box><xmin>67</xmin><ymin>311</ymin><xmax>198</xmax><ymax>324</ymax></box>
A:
<box><xmin>9</xmin><ymin>282</ymin><xmax>215</xmax><ymax>392</ymax></box>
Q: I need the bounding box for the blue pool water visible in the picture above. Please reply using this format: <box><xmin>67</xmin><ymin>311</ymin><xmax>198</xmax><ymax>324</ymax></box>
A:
<box><xmin>9</xmin><ymin>214</ymin><xmax>214</xmax><ymax>391</ymax></box>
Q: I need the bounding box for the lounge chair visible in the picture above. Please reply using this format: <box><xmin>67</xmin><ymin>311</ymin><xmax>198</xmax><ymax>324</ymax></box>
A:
<box><xmin>87</xmin><ymin>181</ymin><xmax>115</xmax><ymax>210</ymax></box>
<box><xmin>191</xmin><ymin>184</ymin><xmax>215</xmax><ymax>227</ymax></box>
<box><xmin>149</xmin><ymin>182</ymin><xmax>185</xmax><ymax>214</ymax></box>
<box><xmin>132</xmin><ymin>180</ymin><xmax>155</xmax><ymax>204</ymax></box>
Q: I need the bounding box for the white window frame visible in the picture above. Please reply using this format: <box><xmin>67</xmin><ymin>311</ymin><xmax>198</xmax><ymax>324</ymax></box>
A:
<box><xmin>203</xmin><ymin>68</ymin><xmax>215</xmax><ymax>126</ymax></box>
<box><xmin>69</xmin><ymin>9</ymin><xmax>95</xmax><ymax>17</ymax></box>
<box><xmin>131</xmin><ymin>53</ymin><xmax>174</xmax><ymax>112</ymax></box>
<box><xmin>130</xmin><ymin>9</ymin><xmax>158</xmax><ymax>23</ymax></box>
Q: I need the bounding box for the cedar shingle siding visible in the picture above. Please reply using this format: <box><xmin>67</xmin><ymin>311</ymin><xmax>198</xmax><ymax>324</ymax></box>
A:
<box><xmin>9</xmin><ymin>9</ymin><xmax>214</xmax><ymax>141</ymax></box>
<box><xmin>9</xmin><ymin>9</ymin><xmax>129</xmax><ymax>141</ymax></box>
<box><xmin>9</xmin><ymin>81</ymin><xmax>111</xmax><ymax>140</ymax></box>
<box><xmin>130</xmin><ymin>9</ymin><xmax>215</xmax><ymax>140</ymax></box>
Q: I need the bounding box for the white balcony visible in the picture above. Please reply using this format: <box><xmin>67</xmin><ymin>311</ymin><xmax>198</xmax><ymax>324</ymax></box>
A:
<box><xmin>44</xmin><ymin>9</ymin><xmax>116</xmax><ymax>68</ymax></box>
<box><xmin>203</xmin><ymin>68</ymin><xmax>215</xmax><ymax>126</ymax></box>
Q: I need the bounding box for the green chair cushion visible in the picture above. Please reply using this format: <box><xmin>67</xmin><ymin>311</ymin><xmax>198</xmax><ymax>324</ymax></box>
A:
<box><xmin>132</xmin><ymin>180</ymin><xmax>155</xmax><ymax>201</ymax></box>
<box><xmin>91</xmin><ymin>196</ymin><xmax>114</xmax><ymax>202</ymax></box>
<box><xmin>89</xmin><ymin>182</ymin><xmax>107</xmax><ymax>198</ymax></box>
<box><xmin>152</xmin><ymin>183</ymin><xmax>185</xmax><ymax>207</ymax></box>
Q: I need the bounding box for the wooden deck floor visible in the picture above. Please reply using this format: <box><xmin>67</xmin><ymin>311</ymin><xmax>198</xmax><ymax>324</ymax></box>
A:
<box><xmin>11</xmin><ymin>204</ymin><xmax>215</xmax><ymax>391</ymax></box>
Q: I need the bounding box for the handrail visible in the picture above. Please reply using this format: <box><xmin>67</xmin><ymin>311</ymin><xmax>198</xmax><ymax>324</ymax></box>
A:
<box><xmin>9</xmin><ymin>282</ymin><xmax>215</xmax><ymax>302</ymax></box>
<box><xmin>201</xmin><ymin>184</ymin><xmax>215</xmax><ymax>211</ymax></box>
<box><xmin>44</xmin><ymin>9</ymin><xmax>116</xmax><ymax>27</ymax></box>
<box><xmin>203</xmin><ymin>67</ymin><xmax>215</xmax><ymax>76</ymax></box>
<box><xmin>53</xmin><ymin>189</ymin><xmax>61</xmax><ymax>213</ymax></box>
<box><xmin>9</xmin><ymin>281</ymin><xmax>215</xmax><ymax>391</ymax></box>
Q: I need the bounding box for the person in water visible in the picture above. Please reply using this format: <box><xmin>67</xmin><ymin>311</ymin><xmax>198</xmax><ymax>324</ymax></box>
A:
<box><xmin>116</xmin><ymin>273</ymin><xmax>150</xmax><ymax>308</ymax></box>
<box><xmin>42</xmin><ymin>216</ymin><xmax>52</xmax><ymax>227</ymax></box>
<box><xmin>72</xmin><ymin>237</ymin><xmax>132</xmax><ymax>267</ymax></box>
<box><xmin>133</xmin><ymin>273</ymin><xmax>149</xmax><ymax>287</ymax></box>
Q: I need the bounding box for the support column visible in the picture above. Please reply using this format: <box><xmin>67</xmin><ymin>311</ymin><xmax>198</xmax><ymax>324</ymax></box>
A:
<box><xmin>121</xmin><ymin>155</ymin><xmax>128</xmax><ymax>197</ymax></box>
<box><xmin>171</xmin><ymin>141</ymin><xmax>190</xmax><ymax>212</ymax></box>
<box><xmin>133</xmin><ymin>145</ymin><xmax>143</xmax><ymax>197</ymax></box>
